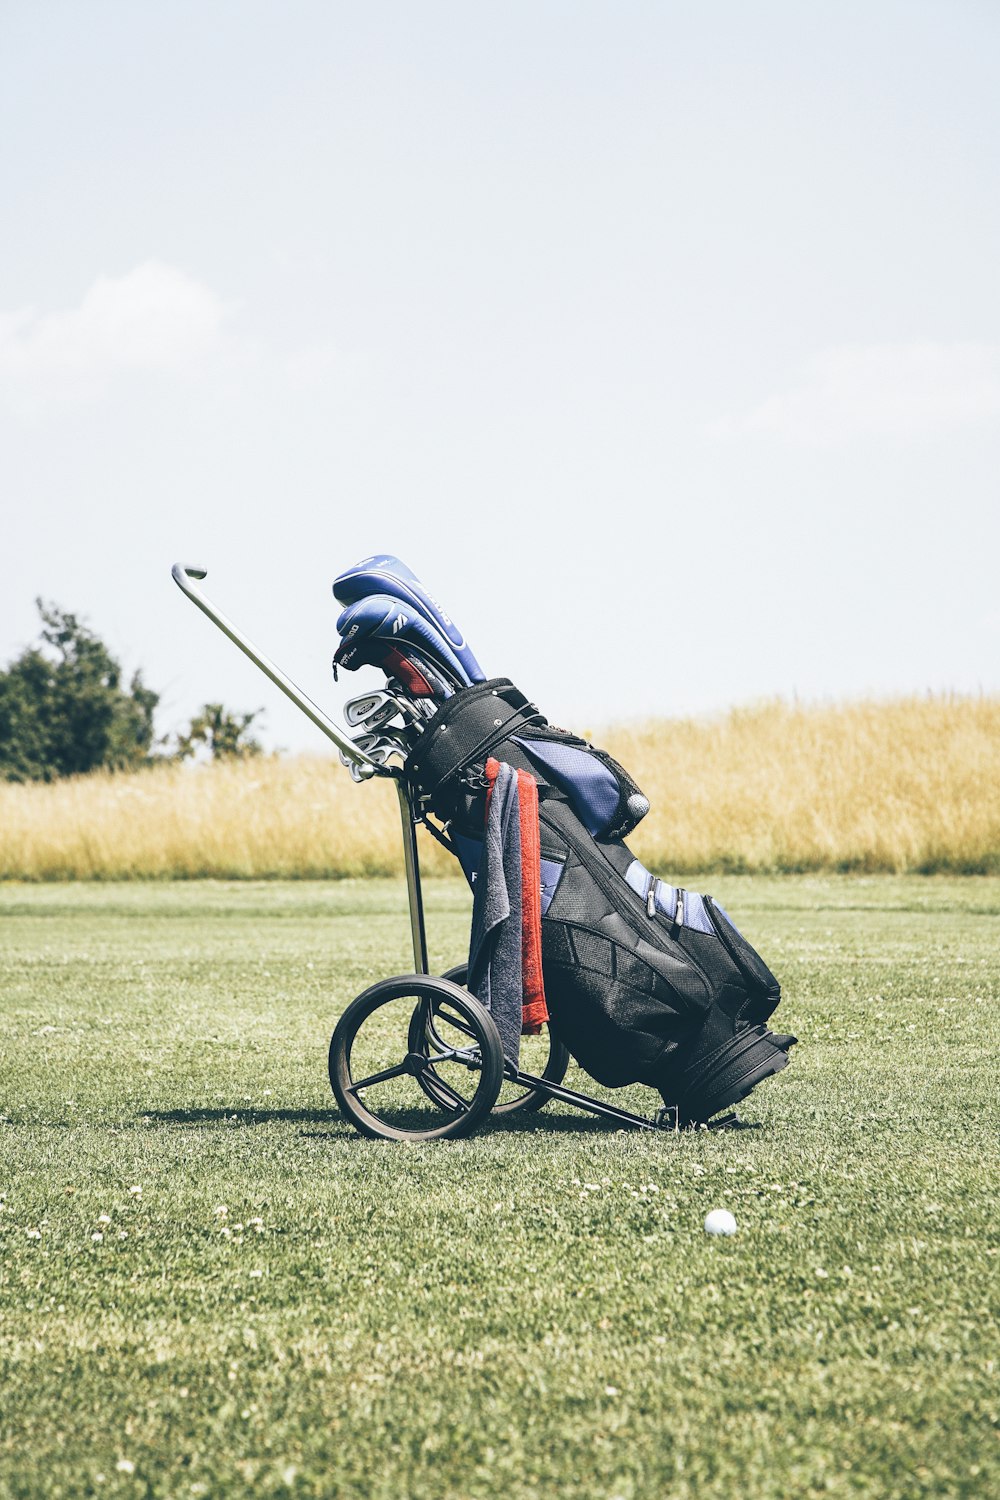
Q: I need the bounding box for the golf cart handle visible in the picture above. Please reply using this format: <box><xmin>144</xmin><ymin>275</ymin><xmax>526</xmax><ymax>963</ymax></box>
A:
<box><xmin>170</xmin><ymin>563</ymin><xmax>387</xmax><ymax>773</ymax></box>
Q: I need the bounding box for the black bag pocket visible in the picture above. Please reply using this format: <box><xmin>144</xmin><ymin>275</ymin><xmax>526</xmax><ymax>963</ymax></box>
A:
<box><xmin>704</xmin><ymin>895</ymin><xmax>781</xmax><ymax>1020</ymax></box>
<box><xmin>543</xmin><ymin>919</ymin><xmax>691</xmax><ymax>1087</ymax></box>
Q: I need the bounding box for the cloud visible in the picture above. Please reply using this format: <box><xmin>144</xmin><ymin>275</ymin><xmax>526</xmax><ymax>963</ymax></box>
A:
<box><xmin>707</xmin><ymin>342</ymin><xmax>1000</xmax><ymax>445</ymax></box>
<box><xmin>0</xmin><ymin>262</ymin><xmax>231</xmax><ymax>411</ymax></box>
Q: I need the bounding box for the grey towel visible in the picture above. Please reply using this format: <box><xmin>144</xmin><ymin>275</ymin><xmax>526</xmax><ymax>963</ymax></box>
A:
<box><xmin>468</xmin><ymin>762</ymin><xmax>523</xmax><ymax>1066</ymax></box>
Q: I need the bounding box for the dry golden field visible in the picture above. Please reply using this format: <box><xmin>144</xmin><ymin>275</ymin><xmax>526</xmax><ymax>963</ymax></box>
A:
<box><xmin>1</xmin><ymin>695</ymin><xmax>997</xmax><ymax>879</ymax></box>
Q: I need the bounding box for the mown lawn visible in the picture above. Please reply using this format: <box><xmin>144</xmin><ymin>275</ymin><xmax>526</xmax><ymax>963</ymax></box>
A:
<box><xmin>1</xmin><ymin>876</ymin><xmax>997</xmax><ymax>1499</ymax></box>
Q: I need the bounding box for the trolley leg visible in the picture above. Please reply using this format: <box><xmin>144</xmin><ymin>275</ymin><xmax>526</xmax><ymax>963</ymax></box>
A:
<box><xmin>397</xmin><ymin>781</ymin><xmax>429</xmax><ymax>974</ymax></box>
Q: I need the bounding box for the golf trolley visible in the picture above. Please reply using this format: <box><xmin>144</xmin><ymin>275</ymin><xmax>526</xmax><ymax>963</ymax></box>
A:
<box><xmin>172</xmin><ymin>564</ymin><xmax>704</xmax><ymax>1143</ymax></box>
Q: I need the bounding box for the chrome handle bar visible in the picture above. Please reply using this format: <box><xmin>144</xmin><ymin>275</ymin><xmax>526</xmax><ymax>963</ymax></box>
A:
<box><xmin>170</xmin><ymin>563</ymin><xmax>385</xmax><ymax>773</ymax></box>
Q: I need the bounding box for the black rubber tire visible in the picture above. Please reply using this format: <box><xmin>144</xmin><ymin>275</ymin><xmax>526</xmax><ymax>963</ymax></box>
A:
<box><xmin>408</xmin><ymin>963</ymin><xmax>571</xmax><ymax>1116</ymax></box>
<box><xmin>329</xmin><ymin>974</ymin><xmax>504</xmax><ymax>1142</ymax></box>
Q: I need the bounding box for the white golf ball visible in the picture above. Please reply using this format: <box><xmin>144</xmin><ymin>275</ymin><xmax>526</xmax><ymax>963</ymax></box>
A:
<box><xmin>704</xmin><ymin>1208</ymin><xmax>737</xmax><ymax>1236</ymax></box>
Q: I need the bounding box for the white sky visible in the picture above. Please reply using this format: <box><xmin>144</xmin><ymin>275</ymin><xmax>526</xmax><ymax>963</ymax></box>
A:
<box><xmin>2</xmin><ymin>1</ymin><xmax>998</xmax><ymax>752</ymax></box>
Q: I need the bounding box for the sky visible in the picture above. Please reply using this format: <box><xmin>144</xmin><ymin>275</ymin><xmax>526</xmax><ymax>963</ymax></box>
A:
<box><xmin>1</xmin><ymin>1</ymin><xmax>998</xmax><ymax>752</ymax></box>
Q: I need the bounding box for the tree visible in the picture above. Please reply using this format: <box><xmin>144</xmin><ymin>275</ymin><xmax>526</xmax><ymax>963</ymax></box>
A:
<box><xmin>174</xmin><ymin>702</ymin><xmax>264</xmax><ymax>762</ymax></box>
<box><xmin>0</xmin><ymin>602</ymin><xmax>159</xmax><ymax>782</ymax></box>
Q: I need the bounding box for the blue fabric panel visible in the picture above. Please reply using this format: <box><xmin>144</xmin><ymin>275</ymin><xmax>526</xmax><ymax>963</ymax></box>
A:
<box><xmin>515</xmin><ymin>737</ymin><xmax>620</xmax><ymax>836</ymax></box>
<box><xmin>625</xmin><ymin>859</ymin><xmax>650</xmax><ymax>898</ymax></box>
<box><xmin>682</xmin><ymin>891</ymin><xmax>715</xmax><ymax>935</ymax></box>
<box><xmin>653</xmin><ymin>882</ymin><xmax>677</xmax><ymax>918</ymax></box>
<box><xmin>451</xmin><ymin>831</ymin><xmax>483</xmax><ymax>890</ymax></box>
<box><xmin>540</xmin><ymin>857</ymin><xmax>565</xmax><ymax>916</ymax></box>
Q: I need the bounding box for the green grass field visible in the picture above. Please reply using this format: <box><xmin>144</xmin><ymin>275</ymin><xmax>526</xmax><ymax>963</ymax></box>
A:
<box><xmin>2</xmin><ymin>877</ymin><xmax>997</xmax><ymax>1499</ymax></box>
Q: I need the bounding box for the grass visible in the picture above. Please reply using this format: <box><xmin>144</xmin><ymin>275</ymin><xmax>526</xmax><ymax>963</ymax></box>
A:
<box><xmin>1</xmin><ymin>694</ymin><xmax>999</xmax><ymax>879</ymax></box>
<box><xmin>1</xmin><ymin>875</ymin><xmax>998</xmax><ymax>1499</ymax></box>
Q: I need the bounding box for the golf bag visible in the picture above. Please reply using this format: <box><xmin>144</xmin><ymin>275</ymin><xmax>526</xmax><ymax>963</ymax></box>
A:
<box><xmin>404</xmin><ymin>679</ymin><xmax>794</xmax><ymax>1124</ymax></box>
<box><xmin>332</xmin><ymin>555</ymin><xmax>794</xmax><ymax>1125</ymax></box>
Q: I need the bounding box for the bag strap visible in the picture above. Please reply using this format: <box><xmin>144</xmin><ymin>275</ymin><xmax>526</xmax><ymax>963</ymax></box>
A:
<box><xmin>406</xmin><ymin>679</ymin><xmax>545</xmax><ymax>805</ymax></box>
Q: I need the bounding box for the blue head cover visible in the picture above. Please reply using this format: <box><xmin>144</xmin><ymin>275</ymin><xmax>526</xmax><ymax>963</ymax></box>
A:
<box><xmin>334</xmin><ymin>593</ymin><xmax>472</xmax><ymax>687</ymax></box>
<box><xmin>334</xmin><ymin>554</ymin><xmax>485</xmax><ymax>683</ymax></box>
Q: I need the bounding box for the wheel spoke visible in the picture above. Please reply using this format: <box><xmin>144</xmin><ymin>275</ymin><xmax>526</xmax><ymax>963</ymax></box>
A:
<box><xmin>347</xmin><ymin>1060</ymin><xmax>409</xmax><ymax>1095</ymax></box>
<box><xmin>419</xmin><ymin>1067</ymin><xmax>471</xmax><ymax>1113</ymax></box>
<box><xmin>433</xmin><ymin>1005</ymin><xmax>479</xmax><ymax>1042</ymax></box>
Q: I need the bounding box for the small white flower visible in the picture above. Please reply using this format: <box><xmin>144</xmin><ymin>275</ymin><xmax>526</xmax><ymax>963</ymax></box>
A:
<box><xmin>815</xmin><ymin>1268</ymin><xmax>829</xmax><ymax>1279</ymax></box>
<box><xmin>604</xmin><ymin>1385</ymin><xmax>620</xmax><ymax>1396</ymax></box>
<box><xmin>92</xmin><ymin>1232</ymin><xmax>104</xmax><ymax>1243</ymax></box>
<box><xmin>128</xmin><ymin>1185</ymin><xmax>142</xmax><ymax>1196</ymax></box>
<box><xmin>248</xmin><ymin>1268</ymin><xmax>263</xmax><ymax>1279</ymax></box>
<box><xmin>26</xmin><ymin>1227</ymin><xmax>41</xmax><ymax>1240</ymax></box>
<box><xmin>215</xmin><ymin>1205</ymin><xmax>228</xmax><ymax>1217</ymax></box>
<box><xmin>98</xmin><ymin>1214</ymin><xmax>111</xmax><ymax>1224</ymax></box>
<box><xmin>118</xmin><ymin>1231</ymin><xmax>129</xmax><ymax>1241</ymax></box>
<box><xmin>115</xmin><ymin>1459</ymin><xmax>135</xmax><ymax>1474</ymax></box>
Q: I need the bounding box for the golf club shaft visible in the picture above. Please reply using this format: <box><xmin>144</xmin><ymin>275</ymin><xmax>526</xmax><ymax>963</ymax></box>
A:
<box><xmin>171</xmin><ymin>564</ymin><xmax>385</xmax><ymax>773</ymax></box>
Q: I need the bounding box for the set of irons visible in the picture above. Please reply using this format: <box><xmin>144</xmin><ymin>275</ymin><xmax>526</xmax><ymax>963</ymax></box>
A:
<box><xmin>337</xmin><ymin>686</ymin><xmax>433</xmax><ymax>780</ymax></box>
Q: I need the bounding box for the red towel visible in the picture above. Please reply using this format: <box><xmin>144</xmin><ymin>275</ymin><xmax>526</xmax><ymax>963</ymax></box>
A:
<box><xmin>484</xmin><ymin>758</ymin><xmax>549</xmax><ymax>1035</ymax></box>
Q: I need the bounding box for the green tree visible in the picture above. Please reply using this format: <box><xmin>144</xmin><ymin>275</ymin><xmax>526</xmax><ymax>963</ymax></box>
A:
<box><xmin>174</xmin><ymin>702</ymin><xmax>264</xmax><ymax>762</ymax></box>
<box><xmin>0</xmin><ymin>602</ymin><xmax>159</xmax><ymax>782</ymax></box>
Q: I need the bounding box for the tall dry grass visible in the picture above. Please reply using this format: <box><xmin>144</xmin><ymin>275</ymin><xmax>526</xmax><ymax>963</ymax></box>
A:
<box><xmin>1</xmin><ymin>695</ymin><xmax>997</xmax><ymax>880</ymax></box>
<box><xmin>609</xmin><ymin>695</ymin><xmax>1000</xmax><ymax>874</ymax></box>
<box><xmin>0</xmin><ymin>757</ymin><xmax>410</xmax><ymax>880</ymax></box>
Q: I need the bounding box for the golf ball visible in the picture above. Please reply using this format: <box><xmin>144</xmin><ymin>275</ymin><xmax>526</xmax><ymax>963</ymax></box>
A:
<box><xmin>704</xmin><ymin>1208</ymin><xmax>737</xmax><ymax>1236</ymax></box>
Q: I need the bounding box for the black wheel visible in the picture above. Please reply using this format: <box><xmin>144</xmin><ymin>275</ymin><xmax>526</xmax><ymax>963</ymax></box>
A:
<box><xmin>329</xmin><ymin>974</ymin><xmax>505</xmax><ymax>1142</ymax></box>
<box><xmin>408</xmin><ymin>963</ymin><xmax>571</xmax><ymax>1116</ymax></box>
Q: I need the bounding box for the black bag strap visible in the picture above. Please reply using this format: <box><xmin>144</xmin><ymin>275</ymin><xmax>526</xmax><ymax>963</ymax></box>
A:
<box><xmin>406</xmin><ymin>679</ymin><xmax>545</xmax><ymax>804</ymax></box>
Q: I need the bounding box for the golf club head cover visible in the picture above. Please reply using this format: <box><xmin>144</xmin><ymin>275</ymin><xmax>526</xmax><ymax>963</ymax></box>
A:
<box><xmin>334</xmin><ymin>594</ymin><xmax>472</xmax><ymax>688</ymax></box>
<box><xmin>334</xmin><ymin>555</ymin><xmax>486</xmax><ymax>684</ymax></box>
<box><xmin>404</xmin><ymin>678</ymin><xmax>795</xmax><ymax>1125</ymax></box>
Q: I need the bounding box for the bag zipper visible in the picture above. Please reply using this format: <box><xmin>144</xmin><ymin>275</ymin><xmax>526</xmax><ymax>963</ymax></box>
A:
<box><xmin>643</xmin><ymin>877</ymin><xmax>685</xmax><ymax>931</ymax></box>
<box><xmin>646</xmin><ymin>878</ymin><xmax>685</xmax><ymax>931</ymax></box>
<box><xmin>674</xmin><ymin>887</ymin><xmax>685</xmax><ymax>932</ymax></box>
